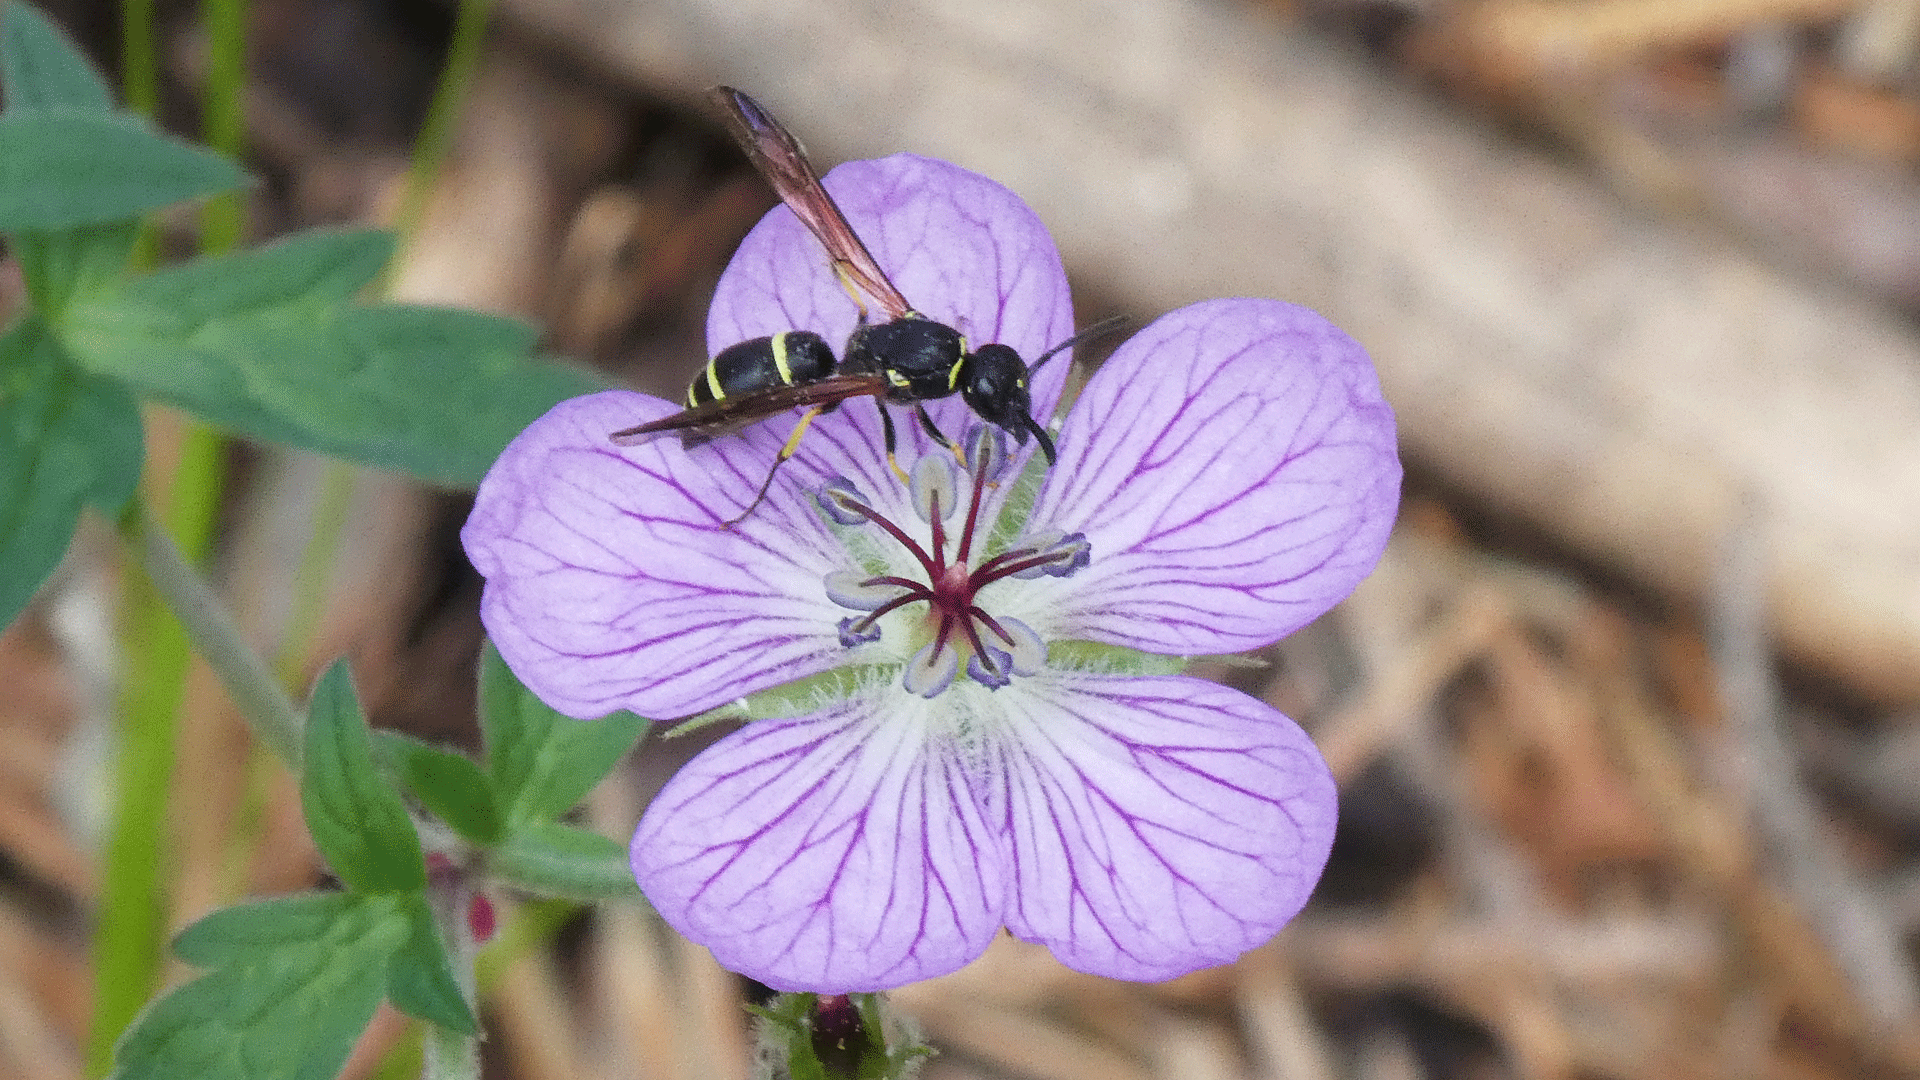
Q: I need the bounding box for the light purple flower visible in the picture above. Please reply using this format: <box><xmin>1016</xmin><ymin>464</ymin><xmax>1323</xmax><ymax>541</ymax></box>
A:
<box><xmin>463</xmin><ymin>154</ymin><xmax>1400</xmax><ymax>991</ymax></box>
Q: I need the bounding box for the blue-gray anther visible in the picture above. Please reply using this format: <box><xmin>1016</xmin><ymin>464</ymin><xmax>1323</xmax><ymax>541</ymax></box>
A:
<box><xmin>995</xmin><ymin>617</ymin><xmax>1047</xmax><ymax>675</ymax></box>
<box><xmin>1009</xmin><ymin>530</ymin><xmax>1092</xmax><ymax>579</ymax></box>
<box><xmin>966</xmin><ymin>424</ymin><xmax>1011</xmax><ymax>484</ymax></box>
<box><xmin>967</xmin><ymin>647</ymin><xmax>1014</xmax><ymax>690</ymax></box>
<box><xmin>910</xmin><ymin>453</ymin><xmax>959</xmax><ymax>524</ymax></box>
<box><xmin>825</xmin><ymin>570</ymin><xmax>913</xmax><ymax>611</ymax></box>
<box><xmin>818</xmin><ymin>477</ymin><xmax>873</xmax><ymax>526</ymax></box>
<box><xmin>903</xmin><ymin>641</ymin><xmax>959</xmax><ymax>697</ymax></box>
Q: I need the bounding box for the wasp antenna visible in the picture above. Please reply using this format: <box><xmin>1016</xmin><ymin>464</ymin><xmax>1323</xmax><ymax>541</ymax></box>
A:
<box><xmin>1026</xmin><ymin>414</ymin><xmax>1058</xmax><ymax>465</ymax></box>
<box><xmin>1026</xmin><ymin>315</ymin><xmax>1130</xmax><ymax>376</ymax></box>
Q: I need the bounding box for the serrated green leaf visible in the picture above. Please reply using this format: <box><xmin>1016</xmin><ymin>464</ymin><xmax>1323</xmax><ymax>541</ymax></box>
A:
<box><xmin>0</xmin><ymin>2</ymin><xmax>113</xmax><ymax>113</ymax></box>
<box><xmin>478</xmin><ymin>643</ymin><xmax>647</xmax><ymax>826</ymax></box>
<box><xmin>0</xmin><ymin>318</ymin><xmax>142</xmax><ymax>630</ymax></box>
<box><xmin>61</xmin><ymin>229</ymin><xmax>606</xmax><ymax>485</ymax></box>
<box><xmin>302</xmin><ymin>661</ymin><xmax>425</xmax><ymax>894</ymax></box>
<box><xmin>372</xmin><ymin>731</ymin><xmax>503</xmax><ymax>845</ymax></box>
<box><xmin>386</xmin><ymin>895</ymin><xmax>476</xmax><ymax>1033</ymax></box>
<box><xmin>491</xmin><ymin>821</ymin><xmax>639</xmax><ymax>902</ymax></box>
<box><xmin>0</xmin><ymin>111</ymin><xmax>243</xmax><ymax>230</ymax></box>
<box><xmin>111</xmin><ymin>892</ymin><xmax>409</xmax><ymax>1080</ymax></box>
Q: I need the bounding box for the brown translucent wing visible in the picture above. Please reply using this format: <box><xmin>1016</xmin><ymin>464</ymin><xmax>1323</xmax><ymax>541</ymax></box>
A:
<box><xmin>609</xmin><ymin>374</ymin><xmax>891</xmax><ymax>448</ymax></box>
<box><xmin>711</xmin><ymin>86</ymin><xmax>915</xmax><ymax>322</ymax></box>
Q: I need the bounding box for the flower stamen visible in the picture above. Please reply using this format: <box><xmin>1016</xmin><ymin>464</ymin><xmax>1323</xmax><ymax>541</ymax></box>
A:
<box><xmin>821</xmin><ymin>445</ymin><xmax>1088</xmax><ymax>694</ymax></box>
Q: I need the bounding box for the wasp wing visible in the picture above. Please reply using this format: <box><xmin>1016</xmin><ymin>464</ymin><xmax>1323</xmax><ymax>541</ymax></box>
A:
<box><xmin>711</xmin><ymin>87</ymin><xmax>915</xmax><ymax>322</ymax></box>
<box><xmin>610</xmin><ymin>374</ymin><xmax>891</xmax><ymax>448</ymax></box>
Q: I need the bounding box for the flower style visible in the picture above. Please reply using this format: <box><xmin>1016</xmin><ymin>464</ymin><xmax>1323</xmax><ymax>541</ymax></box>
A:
<box><xmin>462</xmin><ymin>153</ymin><xmax>1400</xmax><ymax>991</ymax></box>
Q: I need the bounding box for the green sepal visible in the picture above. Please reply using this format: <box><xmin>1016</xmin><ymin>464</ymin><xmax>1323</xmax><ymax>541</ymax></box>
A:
<box><xmin>62</xmin><ymin>229</ymin><xmax>605</xmax><ymax>486</ymax></box>
<box><xmin>386</xmin><ymin>895</ymin><xmax>477</xmax><ymax>1034</ymax></box>
<box><xmin>110</xmin><ymin>892</ymin><xmax>409</xmax><ymax>1080</ymax></box>
<box><xmin>372</xmin><ymin>731</ymin><xmax>504</xmax><ymax>845</ymax></box>
<box><xmin>301</xmin><ymin>661</ymin><xmax>426</xmax><ymax>894</ymax></box>
<box><xmin>1045</xmin><ymin>640</ymin><xmax>1189</xmax><ymax>677</ymax></box>
<box><xmin>0</xmin><ymin>110</ymin><xmax>243</xmax><ymax>231</ymax></box>
<box><xmin>0</xmin><ymin>317</ymin><xmax>142</xmax><ymax>630</ymax></box>
<box><xmin>676</xmin><ymin>664</ymin><xmax>893</xmax><ymax>733</ymax></box>
<box><xmin>752</xmin><ymin>992</ymin><xmax>932</xmax><ymax>1080</ymax></box>
<box><xmin>490</xmin><ymin>821</ymin><xmax>639</xmax><ymax>902</ymax></box>
<box><xmin>477</xmin><ymin>642</ymin><xmax>647</xmax><ymax>827</ymax></box>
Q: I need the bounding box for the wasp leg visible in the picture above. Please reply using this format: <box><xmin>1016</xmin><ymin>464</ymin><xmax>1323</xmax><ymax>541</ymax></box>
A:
<box><xmin>912</xmin><ymin>404</ymin><xmax>966</xmax><ymax>465</ymax></box>
<box><xmin>875</xmin><ymin>401</ymin><xmax>912</xmax><ymax>485</ymax></box>
<box><xmin>833</xmin><ymin>263</ymin><xmax>871</xmax><ymax>325</ymax></box>
<box><xmin>725</xmin><ymin>405</ymin><xmax>826</xmax><ymax>529</ymax></box>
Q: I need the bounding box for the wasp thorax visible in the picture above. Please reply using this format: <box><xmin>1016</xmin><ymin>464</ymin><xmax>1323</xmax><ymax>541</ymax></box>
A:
<box><xmin>844</xmin><ymin>316</ymin><xmax>964</xmax><ymax>398</ymax></box>
<box><xmin>818</xmin><ymin>449</ymin><xmax>1087</xmax><ymax>697</ymax></box>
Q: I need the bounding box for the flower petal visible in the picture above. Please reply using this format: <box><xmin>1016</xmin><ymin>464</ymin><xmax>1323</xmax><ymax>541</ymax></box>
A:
<box><xmin>986</xmin><ymin>673</ymin><xmax>1336</xmax><ymax>982</ymax></box>
<box><xmin>707</xmin><ymin>154</ymin><xmax>1076</xmax><ymax>494</ymax></box>
<box><xmin>631</xmin><ymin>693</ymin><xmax>1005</xmax><ymax>992</ymax></box>
<box><xmin>461</xmin><ymin>390</ymin><xmax>856</xmax><ymax>720</ymax></box>
<box><xmin>1030</xmin><ymin>299</ymin><xmax>1400</xmax><ymax>654</ymax></box>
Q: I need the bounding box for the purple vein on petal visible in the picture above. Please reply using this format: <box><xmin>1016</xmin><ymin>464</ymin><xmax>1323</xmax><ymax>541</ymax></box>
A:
<box><xmin>1028</xmin><ymin>298</ymin><xmax>1400</xmax><ymax>654</ymax></box>
<box><xmin>985</xmin><ymin>673</ymin><xmax>1336</xmax><ymax>982</ymax></box>
<box><xmin>631</xmin><ymin>694</ymin><xmax>1006</xmax><ymax>992</ymax></box>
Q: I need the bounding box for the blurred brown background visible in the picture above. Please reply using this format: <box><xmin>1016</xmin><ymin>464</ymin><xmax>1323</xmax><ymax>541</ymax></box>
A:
<box><xmin>6</xmin><ymin>0</ymin><xmax>1920</xmax><ymax>1077</ymax></box>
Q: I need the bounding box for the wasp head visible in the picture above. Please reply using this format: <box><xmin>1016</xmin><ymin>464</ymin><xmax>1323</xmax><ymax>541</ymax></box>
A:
<box><xmin>962</xmin><ymin>343</ymin><xmax>1056</xmax><ymax>465</ymax></box>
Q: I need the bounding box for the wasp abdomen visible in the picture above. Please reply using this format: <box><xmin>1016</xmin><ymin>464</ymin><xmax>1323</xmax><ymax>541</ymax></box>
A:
<box><xmin>687</xmin><ymin>330</ymin><xmax>837</xmax><ymax>407</ymax></box>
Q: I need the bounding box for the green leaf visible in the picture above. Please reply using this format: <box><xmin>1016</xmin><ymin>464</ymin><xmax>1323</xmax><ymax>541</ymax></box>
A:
<box><xmin>111</xmin><ymin>892</ymin><xmax>409</xmax><ymax>1080</ymax></box>
<box><xmin>478</xmin><ymin>643</ymin><xmax>647</xmax><ymax>826</ymax></box>
<box><xmin>0</xmin><ymin>318</ymin><xmax>142</xmax><ymax>630</ymax></box>
<box><xmin>62</xmin><ymin>229</ymin><xmax>606</xmax><ymax>485</ymax></box>
<box><xmin>386</xmin><ymin>895</ymin><xmax>476</xmax><ymax>1033</ymax></box>
<box><xmin>490</xmin><ymin>821</ymin><xmax>639</xmax><ymax>901</ymax></box>
<box><xmin>13</xmin><ymin>221</ymin><xmax>139</xmax><ymax>316</ymax></box>
<box><xmin>0</xmin><ymin>2</ymin><xmax>113</xmax><ymax>113</ymax></box>
<box><xmin>372</xmin><ymin>731</ymin><xmax>503</xmax><ymax>845</ymax></box>
<box><xmin>172</xmin><ymin>893</ymin><xmax>357</xmax><ymax>966</ymax></box>
<box><xmin>0</xmin><ymin>111</ymin><xmax>243</xmax><ymax>230</ymax></box>
<box><xmin>301</xmin><ymin>661</ymin><xmax>425</xmax><ymax>894</ymax></box>
<box><xmin>1</xmin><ymin>4</ymin><xmax>141</xmax><ymax>314</ymax></box>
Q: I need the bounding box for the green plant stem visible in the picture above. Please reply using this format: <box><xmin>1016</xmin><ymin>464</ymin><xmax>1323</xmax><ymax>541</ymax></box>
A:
<box><xmin>86</xmin><ymin>538</ymin><xmax>185</xmax><ymax>1077</ymax></box>
<box><xmin>420</xmin><ymin>879</ymin><xmax>482</xmax><ymax>1080</ymax></box>
<box><xmin>380</xmin><ymin>0</ymin><xmax>496</xmax><ymax>289</ymax></box>
<box><xmin>198</xmin><ymin>0</ymin><xmax>249</xmax><ymax>254</ymax></box>
<box><xmin>124</xmin><ymin>502</ymin><xmax>304</xmax><ymax>768</ymax></box>
<box><xmin>118</xmin><ymin>0</ymin><xmax>158</xmax><ymax>117</ymax></box>
<box><xmin>88</xmin><ymin>423</ymin><xmax>233</xmax><ymax>1074</ymax></box>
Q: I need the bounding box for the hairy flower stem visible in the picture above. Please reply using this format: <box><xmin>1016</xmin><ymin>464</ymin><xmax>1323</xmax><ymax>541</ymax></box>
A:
<box><xmin>121</xmin><ymin>503</ymin><xmax>305</xmax><ymax>769</ymax></box>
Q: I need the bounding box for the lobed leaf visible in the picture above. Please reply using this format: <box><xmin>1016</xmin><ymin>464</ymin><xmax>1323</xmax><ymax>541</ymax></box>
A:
<box><xmin>111</xmin><ymin>892</ymin><xmax>409</xmax><ymax>1080</ymax></box>
<box><xmin>0</xmin><ymin>1</ymin><xmax>114</xmax><ymax>112</ymax></box>
<box><xmin>301</xmin><ymin>661</ymin><xmax>426</xmax><ymax>894</ymax></box>
<box><xmin>386</xmin><ymin>896</ymin><xmax>477</xmax><ymax>1034</ymax></box>
<box><xmin>0</xmin><ymin>111</ymin><xmax>243</xmax><ymax>231</ymax></box>
<box><xmin>62</xmin><ymin>230</ymin><xmax>605</xmax><ymax>486</ymax></box>
<box><xmin>372</xmin><ymin>731</ymin><xmax>503</xmax><ymax>845</ymax></box>
<box><xmin>0</xmin><ymin>3</ymin><xmax>140</xmax><ymax>314</ymax></box>
<box><xmin>490</xmin><ymin>821</ymin><xmax>640</xmax><ymax>902</ymax></box>
<box><xmin>478</xmin><ymin>642</ymin><xmax>647</xmax><ymax>826</ymax></box>
<box><xmin>0</xmin><ymin>318</ymin><xmax>142</xmax><ymax>630</ymax></box>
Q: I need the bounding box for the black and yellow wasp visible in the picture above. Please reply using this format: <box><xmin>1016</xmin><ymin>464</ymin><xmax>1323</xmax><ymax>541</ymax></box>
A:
<box><xmin>611</xmin><ymin>87</ymin><xmax>1106</xmax><ymax>524</ymax></box>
